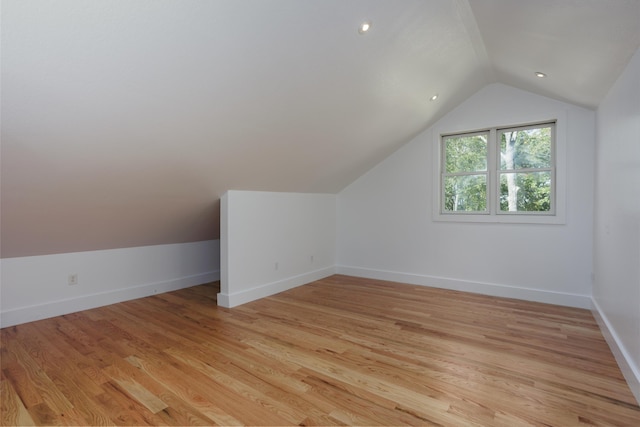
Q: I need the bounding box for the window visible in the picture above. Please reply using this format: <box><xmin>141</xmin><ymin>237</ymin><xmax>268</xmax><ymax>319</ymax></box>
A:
<box><xmin>440</xmin><ymin>121</ymin><xmax>556</xmax><ymax>219</ymax></box>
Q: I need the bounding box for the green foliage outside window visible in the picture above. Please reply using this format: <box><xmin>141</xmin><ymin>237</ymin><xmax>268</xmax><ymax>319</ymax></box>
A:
<box><xmin>445</xmin><ymin>135</ymin><xmax>487</xmax><ymax>173</ymax></box>
<box><xmin>444</xmin><ymin>175</ymin><xmax>487</xmax><ymax>211</ymax></box>
<box><xmin>499</xmin><ymin>172</ymin><xmax>551</xmax><ymax>211</ymax></box>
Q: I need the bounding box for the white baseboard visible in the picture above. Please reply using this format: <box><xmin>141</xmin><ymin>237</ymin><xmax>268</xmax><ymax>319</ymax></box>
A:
<box><xmin>217</xmin><ymin>266</ymin><xmax>334</xmax><ymax>308</ymax></box>
<box><xmin>591</xmin><ymin>298</ymin><xmax>640</xmax><ymax>405</ymax></box>
<box><xmin>335</xmin><ymin>265</ymin><xmax>591</xmax><ymax>309</ymax></box>
<box><xmin>1</xmin><ymin>270</ymin><xmax>220</xmax><ymax>328</ymax></box>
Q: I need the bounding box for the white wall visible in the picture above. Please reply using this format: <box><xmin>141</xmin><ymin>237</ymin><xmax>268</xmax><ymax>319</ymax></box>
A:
<box><xmin>0</xmin><ymin>240</ymin><xmax>220</xmax><ymax>327</ymax></box>
<box><xmin>337</xmin><ymin>83</ymin><xmax>595</xmax><ymax>308</ymax></box>
<box><xmin>593</xmin><ymin>47</ymin><xmax>640</xmax><ymax>402</ymax></box>
<box><xmin>218</xmin><ymin>190</ymin><xmax>336</xmax><ymax>307</ymax></box>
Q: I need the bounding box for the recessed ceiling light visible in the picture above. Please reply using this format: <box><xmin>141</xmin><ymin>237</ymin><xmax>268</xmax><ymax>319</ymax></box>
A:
<box><xmin>358</xmin><ymin>21</ymin><xmax>371</xmax><ymax>34</ymax></box>
<box><xmin>535</xmin><ymin>71</ymin><xmax>547</xmax><ymax>78</ymax></box>
<box><xmin>430</xmin><ymin>94</ymin><xmax>439</xmax><ymax>101</ymax></box>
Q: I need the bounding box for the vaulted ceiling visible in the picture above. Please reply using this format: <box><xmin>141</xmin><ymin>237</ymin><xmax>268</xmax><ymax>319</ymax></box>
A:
<box><xmin>2</xmin><ymin>0</ymin><xmax>639</xmax><ymax>258</ymax></box>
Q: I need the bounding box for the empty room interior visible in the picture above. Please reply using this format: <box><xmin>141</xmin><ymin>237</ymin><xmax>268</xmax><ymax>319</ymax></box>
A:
<box><xmin>1</xmin><ymin>0</ymin><xmax>639</xmax><ymax>425</ymax></box>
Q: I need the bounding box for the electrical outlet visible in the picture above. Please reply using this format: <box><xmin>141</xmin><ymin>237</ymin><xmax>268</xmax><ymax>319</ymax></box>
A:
<box><xmin>68</xmin><ymin>273</ymin><xmax>78</xmax><ymax>286</ymax></box>
<box><xmin>310</xmin><ymin>255</ymin><xmax>314</xmax><ymax>263</ymax></box>
<box><xmin>275</xmin><ymin>262</ymin><xmax>279</xmax><ymax>270</ymax></box>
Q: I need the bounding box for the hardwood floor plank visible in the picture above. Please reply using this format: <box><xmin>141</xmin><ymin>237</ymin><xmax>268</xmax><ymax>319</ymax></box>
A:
<box><xmin>123</xmin><ymin>354</ymin><xmax>290</xmax><ymax>426</ymax></box>
<box><xmin>96</xmin><ymin>381</ymin><xmax>163</xmax><ymax>426</ymax></box>
<box><xmin>300</xmin><ymin>370</ymin><xmax>435</xmax><ymax>426</ymax></box>
<box><xmin>2</xmin><ymin>338</ymin><xmax>74</xmax><ymax>415</ymax></box>
<box><xmin>1</xmin><ymin>275</ymin><xmax>638</xmax><ymax>426</ymax></box>
<box><xmin>298</xmin><ymin>413</ymin><xmax>348</xmax><ymax>426</ymax></box>
<box><xmin>103</xmin><ymin>366</ymin><xmax>168</xmax><ymax>414</ymax></box>
<box><xmin>20</xmin><ymin>321</ymin><xmax>106</xmax><ymax>398</ymax></box>
<box><xmin>0</xmin><ymin>379</ymin><xmax>35</xmax><ymax>426</ymax></box>
<box><xmin>164</xmin><ymin>346</ymin><xmax>312</xmax><ymax>424</ymax></box>
<box><xmin>0</xmin><ymin>342</ymin><xmax>44</xmax><ymax>409</ymax></box>
<box><xmin>244</xmin><ymin>336</ymin><xmax>474</xmax><ymax>426</ymax></box>
<box><xmin>99</xmin><ymin>342</ymin><xmax>218</xmax><ymax>425</ymax></box>
<box><xmin>25</xmin><ymin>402</ymin><xmax>62</xmax><ymax>426</ymax></box>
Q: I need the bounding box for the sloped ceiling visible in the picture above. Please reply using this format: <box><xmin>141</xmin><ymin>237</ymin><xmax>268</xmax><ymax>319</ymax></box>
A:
<box><xmin>2</xmin><ymin>0</ymin><xmax>639</xmax><ymax>258</ymax></box>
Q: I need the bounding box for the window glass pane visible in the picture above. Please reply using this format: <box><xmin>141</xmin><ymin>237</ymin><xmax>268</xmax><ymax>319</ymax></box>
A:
<box><xmin>499</xmin><ymin>171</ymin><xmax>551</xmax><ymax>212</ymax></box>
<box><xmin>444</xmin><ymin>175</ymin><xmax>487</xmax><ymax>212</ymax></box>
<box><xmin>444</xmin><ymin>134</ymin><xmax>487</xmax><ymax>173</ymax></box>
<box><xmin>500</xmin><ymin>126</ymin><xmax>552</xmax><ymax>170</ymax></box>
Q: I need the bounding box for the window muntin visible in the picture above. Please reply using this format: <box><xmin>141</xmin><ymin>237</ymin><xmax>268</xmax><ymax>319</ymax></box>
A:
<box><xmin>441</xmin><ymin>132</ymin><xmax>489</xmax><ymax>213</ymax></box>
<box><xmin>440</xmin><ymin>122</ymin><xmax>555</xmax><ymax>217</ymax></box>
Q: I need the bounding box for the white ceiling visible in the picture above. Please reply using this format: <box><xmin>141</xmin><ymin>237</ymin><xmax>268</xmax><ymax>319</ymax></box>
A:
<box><xmin>2</xmin><ymin>0</ymin><xmax>639</xmax><ymax>257</ymax></box>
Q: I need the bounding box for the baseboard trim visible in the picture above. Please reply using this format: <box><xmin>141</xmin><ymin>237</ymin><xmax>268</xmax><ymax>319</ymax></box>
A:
<box><xmin>591</xmin><ymin>298</ymin><xmax>640</xmax><ymax>405</ymax></box>
<box><xmin>217</xmin><ymin>266</ymin><xmax>335</xmax><ymax>308</ymax></box>
<box><xmin>335</xmin><ymin>265</ymin><xmax>591</xmax><ymax>309</ymax></box>
<box><xmin>0</xmin><ymin>270</ymin><xmax>220</xmax><ymax>328</ymax></box>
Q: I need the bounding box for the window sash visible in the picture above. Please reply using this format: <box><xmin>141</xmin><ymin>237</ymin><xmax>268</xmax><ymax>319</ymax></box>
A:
<box><xmin>496</xmin><ymin>122</ymin><xmax>555</xmax><ymax>215</ymax></box>
<box><xmin>441</xmin><ymin>131</ymin><xmax>489</xmax><ymax>214</ymax></box>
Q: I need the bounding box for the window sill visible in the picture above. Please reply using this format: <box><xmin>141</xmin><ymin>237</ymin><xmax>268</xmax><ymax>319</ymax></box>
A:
<box><xmin>433</xmin><ymin>212</ymin><xmax>565</xmax><ymax>225</ymax></box>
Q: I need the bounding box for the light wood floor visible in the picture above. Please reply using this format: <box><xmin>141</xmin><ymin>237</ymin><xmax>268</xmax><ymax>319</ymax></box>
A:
<box><xmin>1</xmin><ymin>275</ymin><xmax>638</xmax><ymax>426</ymax></box>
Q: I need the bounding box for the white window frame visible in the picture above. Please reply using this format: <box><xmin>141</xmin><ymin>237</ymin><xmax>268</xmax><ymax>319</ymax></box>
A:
<box><xmin>432</xmin><ymin>114</ymin><xmax>566</xmax><ymax>225</ymax></box>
